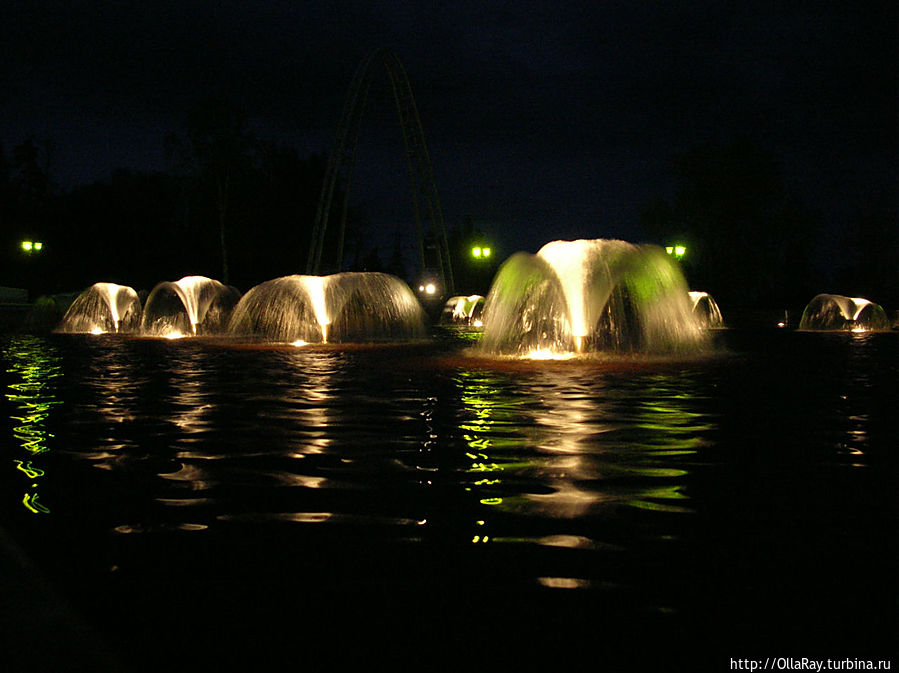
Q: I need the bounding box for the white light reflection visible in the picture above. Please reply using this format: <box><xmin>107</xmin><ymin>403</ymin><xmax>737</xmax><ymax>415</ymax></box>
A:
<box><xmin>454</xmin><ymin>367</ymin><xmax>708</xmax><ymax>522</ymax></box>
<box><xmin>537</xmin><ymin>577</ymin><xmax>592</xmax><ymax>589</ymax></box>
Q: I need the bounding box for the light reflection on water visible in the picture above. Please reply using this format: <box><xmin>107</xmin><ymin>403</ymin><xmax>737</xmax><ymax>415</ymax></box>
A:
<box><xmin>0</xmin><ymin>330</ymin><xmax>896</xmax><ymax>659</ymax></box>
<box><xmin>3</xmin><ymin>335</ymin><xmax>62</xmax><ymax>514</ymax></box>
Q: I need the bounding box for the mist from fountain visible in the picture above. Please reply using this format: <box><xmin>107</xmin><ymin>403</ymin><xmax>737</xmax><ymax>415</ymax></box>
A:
<box><xmin>57</xmin><ymin>283</ymin><xmax>142</xmax><ymax>334</ymax></box>
<box><xmin>798</xmin><ymin>294</ymin><xmax>890</xmax><ymax>332</ymax></box>
<box><xmin>689</xmin><ymin>291</ymin><xmax>724</xmax><ymax>328</ymax></box>
<box><xmin>227</xmin><ymin>272</ymin><xmax>427</xmax><ymax>344</ymax></box>
<box><xmin>141</xmin><ymin>276</ymin><xmax>240</xmax><ymax>337</ymax></box>
<box><xmin>478</xmin><ymin>239</ymin><xmax>706</xmax><ymax>357</ymax></box>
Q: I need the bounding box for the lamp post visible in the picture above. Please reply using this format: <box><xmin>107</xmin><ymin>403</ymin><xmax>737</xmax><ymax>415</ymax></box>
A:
<box><xmin>20</xmin><ymin>240</ymin><xmax>45</xmax><ymax>301</ymax></box>
<box><xmin>471</xmin><ymin>245</ymin><xmax>492</xmax><ymax>260</ymax></box>
<box><xmin>665</xmin><ymin>244</ymin><xmax>686</xmax><ymax>261</ymax></box>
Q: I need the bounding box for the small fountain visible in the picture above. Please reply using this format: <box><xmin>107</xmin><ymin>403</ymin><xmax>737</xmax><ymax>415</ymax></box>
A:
<box><xmin>440</xmin><ymin>295</ymin><xmax>485</xmax><ymax>327</ymax></box>
<box><xmin>798</xmin><ymin>294</ymin><xmax>890</xmax><ymax>332</ymax></box>
<box><xmin>227</xmin><ymin>272</ymin><xmax>427</xmax><ymax>343</ymax></box>
<box><xmin>479</xmin><ymin>239</ymin><xmax>705</xmax><ymax>356</ymax></box>
<box><xmin>141</xmin><ymin>276</ymin><xmax>240</xmax><ymax>337</ymax></box>
<box><xmin>57</xmin><ymin>282</ymin><xmax>142</xmax><ymax>334</ymax></box>
<box><xmin>689</xmin><ymin>291</ymin><xmax>724</xmax><ymax>328</ymax></box>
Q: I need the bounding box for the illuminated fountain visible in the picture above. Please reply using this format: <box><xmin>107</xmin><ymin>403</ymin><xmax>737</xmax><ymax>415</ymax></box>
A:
<box><xmin>57</xmin><ymin>282</ymin><xmax>142</xmax><ymax>334</ymax></box>
<box><xmin>227</xmin><ymin>272</ymin><xmax>426</xmax><ymax>344</ymax></box>
<box><xmin>689</xmin><ymin>291</ymin><xmax>724</xmax><ymax>328</ymax></box>
<box><xmin>479</xmin><ymin>239</ymin><xmax>705</xmax><ymax>357</ymax></box>
<box><xmin>440</xmin><ymin>295</ymin><xmax>485</xmax><ymax>327</ymax></box>
<box><xmin>798</xmin><ymin>294</ymin><xmax>890</xmax><ymax>332</ymax></box>
<box><xmin>141</xmin><ymin>276</ymin><xmax>240</xmax><ymax>338</ymax></box>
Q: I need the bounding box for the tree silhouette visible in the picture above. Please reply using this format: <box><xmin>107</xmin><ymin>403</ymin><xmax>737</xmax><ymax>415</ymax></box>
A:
<box><xmin>166</xmin><ymin>99</ymin><xmax>255</xmax><ymax>284</ymax></box>
<box><xmin>641</xmin><ymin>139</ymin><xmax>819</xmax><ymax>308</ymax></box>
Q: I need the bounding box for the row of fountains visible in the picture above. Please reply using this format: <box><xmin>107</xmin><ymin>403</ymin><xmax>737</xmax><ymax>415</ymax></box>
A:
<box><xmin>57</xmin><ymin>239</ymin><xmax>894</xmax><ymax>357</ymax></box>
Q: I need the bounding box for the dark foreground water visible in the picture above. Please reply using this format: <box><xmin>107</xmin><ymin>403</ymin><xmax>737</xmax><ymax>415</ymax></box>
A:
<box><xmin>1</xmin><ymin>329</ymin><xmax>896</xmax><ymax>671</ymax></box>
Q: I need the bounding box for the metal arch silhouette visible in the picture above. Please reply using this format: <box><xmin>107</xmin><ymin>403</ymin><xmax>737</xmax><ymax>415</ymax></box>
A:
<box><xmin>305</xmin><ymin>48</ymin><xmax>455</xmax><ymax>294</ymax></box>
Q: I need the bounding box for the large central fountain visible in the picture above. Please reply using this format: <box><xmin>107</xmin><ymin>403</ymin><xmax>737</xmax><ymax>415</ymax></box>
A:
<box><xmin>478</xmin><ymin>239</ymin><xmax>706</xmax><ymax>356</ymax></box>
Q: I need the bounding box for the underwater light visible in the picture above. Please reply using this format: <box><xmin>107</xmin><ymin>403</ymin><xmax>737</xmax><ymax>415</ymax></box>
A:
<box><xmin>525</xmin><ymin>349</ymin><xmax>576</xmax><ymax>361</ymax></box>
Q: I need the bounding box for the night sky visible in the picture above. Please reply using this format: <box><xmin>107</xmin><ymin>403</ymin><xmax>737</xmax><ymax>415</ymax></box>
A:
<box><xmin>1</xmin><ymin>1</ymin><xmax>896</xmax><ymax>258</ymax></box>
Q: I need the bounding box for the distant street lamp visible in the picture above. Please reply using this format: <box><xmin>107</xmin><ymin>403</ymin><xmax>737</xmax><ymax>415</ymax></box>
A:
<box><xmin>665</xmin><ymin>244</ymin><xmax>686</xmax><ymax>261</ymax></box>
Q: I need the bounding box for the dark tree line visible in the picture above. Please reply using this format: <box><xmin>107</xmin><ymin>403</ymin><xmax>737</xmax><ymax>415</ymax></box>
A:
<box><xmin>640</xmin><ymin>138</ymin><xmax>898</xmax><ymax>310</ymax></box>
<box><xmin>1</xmin><ymin>99</ymin><xmax>366</xmax><ymax>299</ymax></box>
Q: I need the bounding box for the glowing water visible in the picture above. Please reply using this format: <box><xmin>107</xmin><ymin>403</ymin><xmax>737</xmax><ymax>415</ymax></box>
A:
<box><xmin>479</xmin><ymin>239</ymin><xmax>705</xmax><ymax>356</ymax></box>
<box><xmin>228</xmin><ymin>272</ymin><xmax>427</xmax><ymax>343</ymax></box>
<box><xmin>440</xmin><ymin>295</ymin><xmax>485</xmax><ymax>327</ymax></box>
<box><xmin>57</xmin><ymin>283</ymin><xmax>142</xmax><ymax>334</ymax></box>
<box><xmin>141</xmin><ymin>276</ymin><xmax>240</xmax><ymax>337</ymax></box>
<box><xmin>689</xmin><ymin>291</ymin><xmax>724</xmax><ymax>328</ymax></box>
<box><xmin>798</xmin><ymin>294</ymin><xmax>890</xmax><ymax>332</ymax></box>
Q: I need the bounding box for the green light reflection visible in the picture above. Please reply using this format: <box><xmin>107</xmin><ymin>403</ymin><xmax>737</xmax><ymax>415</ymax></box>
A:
<box><xmin>3</xmin><ymin>335</ymin><xmax>62</xmax><ymax>514</ymax></box>
<box><xmin>454</xmin><ymin>367</ymin><xmax>714</xmax><ymax>523</ymax></box>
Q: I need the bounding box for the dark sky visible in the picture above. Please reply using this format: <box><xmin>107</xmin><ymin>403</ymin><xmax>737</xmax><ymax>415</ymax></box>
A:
<box><xmin>1</xmin><ymin>1</ymin><xmax>895</xmax><ymax>256</ymax></box>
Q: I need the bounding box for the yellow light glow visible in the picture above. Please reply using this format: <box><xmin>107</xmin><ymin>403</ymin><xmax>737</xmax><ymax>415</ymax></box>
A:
<box><xmin>666</xmin><ymin>246</ymin><xmax>674</xmax><ymax>255</ymax></box>
<box><xmin>34</xmin><ymin>242</ymin><xmax>43</xmax><ymax>251</ymax></box>
<box><xmin>472</xmin><ymin>247</ymin><xmax>482</xmax><ymax>258</ymax></box>
<box><xmin>472</xmin><ymin>319</ymin><xmax>483</xmax><ymax>328</ymax></box>
<box><xmin>425</xmin><ymin>283</ymin><xmax>436</xmax><ymax>295</ymax></box>
<box><xmin>482</xmin><ymin>247</ymin><xmax>491</xmax><ymax>257</ymax></box>
<box><xmin>22</xmin><ymin>492</ymin><xmax>49</xmax><ymax>514</ymax></box>
<box><xmin>675</xmin><ymin>245</ymin><xmax>686</xmax><ymax>257</ymax></box>
<box><xmin>21</xmin><ymin>241</ymin><xmax>33</xmax><ymax>251</ymax></box>
<box><xmin>291</xmin><ymin>340</ymin><xmax>308</xmax><ymax>347</ymax></box>
<box><xmin>163</xmin><ymin>331</ymin><xmax>185</xmax><ymax>340</ymax></box>
<box><xmin>525</xmin><ymin>349</ymin><xmax>576</xmax><ymax>361</ymax></box>
<box><xmin>90</xmin><ymin>328</ymin><xmax>105</xmax><ymax>335</ymax></box>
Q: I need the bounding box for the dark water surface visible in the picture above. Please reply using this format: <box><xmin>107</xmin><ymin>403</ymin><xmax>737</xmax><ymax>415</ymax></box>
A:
<box><xmin>2</xmin><ymin>329</ymin><xmax>896</xmax><ymax>670</ymax></box>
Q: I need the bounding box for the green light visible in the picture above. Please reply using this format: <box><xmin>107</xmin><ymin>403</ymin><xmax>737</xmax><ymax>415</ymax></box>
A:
<box><xmin>472</xmin><ymin>246</ymin><xmax>482</xmax><ymax>258</ymax></box>
<box><xmin>21</xmin><ymin>241</ymin><xmax>33</xmax><ymax>251</ymax></box>
<box><xmin>482</xmin><ymin>247</ymin><xmax>491</xmax><ymax>258</ymax></box>
<box><xmin>34</xmin><ymin>242</ymin><xmax>43</xmax><ymax>251</ymax></box>
<box><xmin>22</xmin><ymin>493</ymin><xmax>49</xmax><ymax>514</ymax></box>
<box><xmin>665</xmin><ymin>244</ymin><xmax>686</xmax><ymax>260</ymax></box>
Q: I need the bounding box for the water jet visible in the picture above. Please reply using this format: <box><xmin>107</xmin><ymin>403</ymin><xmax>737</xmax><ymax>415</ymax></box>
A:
<box><xmin>228</xmin><ymin>272</ymin><xmax>426</xmax><ymax>343</ymax></box>
<box><xmin>798</xmin><ymin>294</ymin><xmax>890</xmax><ymax>332</ymax></box>
<box><xmin>141</xmin><ymin>276</ymin><xmax>240</xmax><ymax>337</ymax></box>
<box><xmin>440</xmin><ymin>295</ymin><xmax>485</xmax><ymax>328</ymax></box>
<box><xmin>689</xmin><ymin>291</ymin><xmax>724</xmax><ymax>328</ymax></box>
<box><xmin>479</xmin><ymin>239</ymin><xmax>705</xmax><ymax>356</ymax></box>
<box><xmin>57</xmin><ymin>283</ymin><xmax>142</xmax><ymax>334</ymax></box>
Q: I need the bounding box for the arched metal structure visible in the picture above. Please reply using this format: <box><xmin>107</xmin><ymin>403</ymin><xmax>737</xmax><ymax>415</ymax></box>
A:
<box><xmin>305</xmin><ymin>48</ymin><xmax>455</xmax><ymax>295</ymax></box>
